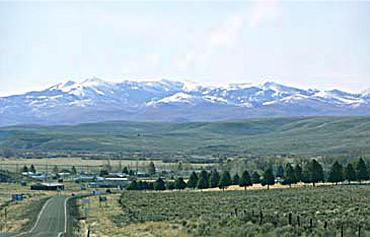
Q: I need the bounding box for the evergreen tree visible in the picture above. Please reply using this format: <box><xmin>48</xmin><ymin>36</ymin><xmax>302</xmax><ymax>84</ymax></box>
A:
<box><xmin>209</xmin><ymin>170</ymin><xmax>220</xmax><ymax>188</ymax></box>
<box><xmin>21</xmin><ymin>165</ymin><xmax>28</xmax><ymax>173</ymax></box>
<box><xmin>53</xmin><ymin>165</ymin><xmax>59</xmax><ymax>174</ymax></box>
<box><xmin>251</xmin><ymin>171</ymin><xmax>261</xmax><ymax>184</ymax></box>
<box><xmin>344</xmin><ymin>163</ymin><xmax>356</xmax><ymax>184</ymax></box>
<box><xmin>283</xmin><ymin>164</ymin><xmax>296</xmax><ymax>187</ymax></box>
<box><xmin>147</xmin><ymin>182</ymin><xmax>154</xmax><ymax>190</ymax></box>
<box><xmin>356</xmin><ymin>158</ymin><xmax>369</xmax><ymax>181</ymax></box>
<box><xmin>118</xmin><ymin>161</ymin><xmax>122</xmax><ymax>173</ymax></box>
<box><xmin>127</xmin><ymin>180</ymin><xmax>138</xmax><ymax>190</ymax></box>
<box><xmin>232</xmin><ymin>173</ymin><xmax>240</xmax><ymax>185</ymax></box>
<box><xmin>167</xmin><ymin>182</ymin><xmax>175</xmax><ymax>190</ymax></box>
<box><xmin>137</xmin><ymin>180</ymin><xmax>148</xmax><ymax>190</ymax></box>
<box><xmin>302</xmin><ymin>162</ymin><xmax>311</xmax><ymax>184</ymax></box>
<box><xmin>199</xmin><ymin>170</ymin><xmax>209</xmax><ymax>182</ymax></box>
<box><xmin>305</xmin><ymin>159</ymin><xmax>324</xmax><ymax>186</ymax></box>
<box><xmin>187</xmin><ymin>172</ymin><xmax>198</xmax><ymax>188</ymax></box>
<box><xmin>177</xmin><ymin>162</ymin><xmax>183</xmax><ymax>171</ymax></box>
<box><xmin>100</xmin><ymin>169</ymin><xmax>109</xmax><ymax>176</ymax></box>
<box><xmin>328</xmin><ymin>161</ymin><xmax>344</xmax><ymax>184</ymax></box>
<box><xmin>218</xmin><ymin>171</ymin><xmax>232</xmax><ymax>191</ymax></box>
<box><xmin>105</xmin><ymin>159</ymin><xmax>112</xmax><ymax>172</ymax></box>
<box><xmin>175</xmin><ymin>177</ymin><xmax>187</xmax><ymax>190</ymax></box>
<box><xmin>262</xmin><ymin>168</ymin><xmax>275</xmax><ymax>189</ymax></box>
<box><xmin>154</xmin><ymin>178</ymin><xmax>166</xmax><ymax>191</ymax></box>
<box><xmin>312</xmin><ymin>159</ymin><xmax>325</xmax><ymax>186</ymax></box>
<box><xmin>71</xmin><ymin>166</ymin><xmax>77</xmax><ymax>175</ymax></box>
<box><xmin>277</xmin><ymin>165</ymin><xmax>284</xmax><ymax>178</ymax></box>
<box><xmin>294</xmin><ymin>164</ymin><xmax>303</xmax><ymax>182</ymax></box>
<box><xmin>148</xmin><ymin>161</ymin><xmax>156</xmax><ymax>176</ymax></box>
<box><xmin>122</xmin><ymin>166</ymin><xmax>129</xmax><ymax>174</ymax></box>
<box><xmin>239</xmin><ymin>170</ymin><xmax>252</xmax><ymax>190</ymax></box>
<box><xmin>197</xmin><ymin>176</ymin><xmax>209</xmax><ymax>189</ymax></box>
<box><xmin>30</xmin><ymin>164</ymin><xmax>36</xmax><ymax>173</ymax></box>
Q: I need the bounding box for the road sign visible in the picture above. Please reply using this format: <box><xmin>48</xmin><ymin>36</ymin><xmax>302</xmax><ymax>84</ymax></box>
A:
<box><xmin>12</xmin><ymin>194</ymin><xmax>24</xmax><ymax>201</ymax></box>
<box><xmin>84</xmin><ymin>208</ymin><xmax>90</xmax><ymax>214</ymax></box>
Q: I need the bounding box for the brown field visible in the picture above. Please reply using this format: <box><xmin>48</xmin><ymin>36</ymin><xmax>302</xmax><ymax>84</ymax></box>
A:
<box><xmin>73</xmin><ymin>182</ymin><xmax>338</xmax><ymax>237</ymax></box>
<box><xmin>75</xmin><ymin>193</ymin><xmax>189</xmax><ymax>237</ymax></box>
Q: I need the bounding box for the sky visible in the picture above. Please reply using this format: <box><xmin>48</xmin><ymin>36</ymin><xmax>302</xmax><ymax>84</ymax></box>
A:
<box><xmin>0</xmin><ymin>1</ymin><xmax>369</xmax><ymax>96</ymax></box>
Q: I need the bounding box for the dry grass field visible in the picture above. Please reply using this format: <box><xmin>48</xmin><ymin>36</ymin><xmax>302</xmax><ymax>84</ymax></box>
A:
<box><xmin>72</xmin><ymin>182</ymin><xmax>345</xmax><ymax>237</ymax></box>
<box><xmin>117</xmin><ymin>185</ymin><xmax>370</xmax><ymax>237</ymax></box>
<box><xmin>0</xmin><ymin>183</ymin><xmax>52</xmax><ymax>233</ymax></box>
<box><xmin>74</xmin><ymin>193</ymin><xmax>189</xmax><ymax>237</ymax></box>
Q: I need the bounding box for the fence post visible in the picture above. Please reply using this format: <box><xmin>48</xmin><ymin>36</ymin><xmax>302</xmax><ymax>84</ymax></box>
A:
<box><xmin>358</xmin><ymin>225</ymin><xmax>361</xmax><ymax>237</ymax></box>
<box><xmin>297</xmin><ymin>215</ymin><xmax>300</xmax><ymax>227</ymax></box>
<box><xmin>259</xmin><ymin>210</ymin><xmax>263</xmax><ymax>225</ymax></box>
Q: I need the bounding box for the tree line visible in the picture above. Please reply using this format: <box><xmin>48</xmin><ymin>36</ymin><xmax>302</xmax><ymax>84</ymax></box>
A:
<box><xmin>126</xmin><ymin>158</ymin><xmax>370</xmax><ymax>191</ymax></box>
<box><xmin>20</xmin><ymin>164</ymin><xmax>78</xmax><ymax>175</ymax></box>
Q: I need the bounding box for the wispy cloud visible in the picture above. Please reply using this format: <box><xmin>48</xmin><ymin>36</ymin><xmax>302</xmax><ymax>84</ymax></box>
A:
<box><xmin>175</xmin><ymin>1</ymin><xmax>281</xmax><ymax>73</ymax></box>
<box><xmin>249</xmin><ymin>1</ymin><xmax>281</xmax><ymax>28</ymax></box>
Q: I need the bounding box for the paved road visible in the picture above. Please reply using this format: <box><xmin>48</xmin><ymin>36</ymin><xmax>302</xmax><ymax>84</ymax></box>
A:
<box><xmin>17</xmin><ymin>195</ymin><xmax>69</xmax><ymax>237</ymax></box>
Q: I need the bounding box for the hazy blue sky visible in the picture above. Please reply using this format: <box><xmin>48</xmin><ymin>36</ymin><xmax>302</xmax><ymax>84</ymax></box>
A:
<box><xmin>0</xmin><ymin>1</ymin><xmax>369</xmax><ymax>96</ymax></box>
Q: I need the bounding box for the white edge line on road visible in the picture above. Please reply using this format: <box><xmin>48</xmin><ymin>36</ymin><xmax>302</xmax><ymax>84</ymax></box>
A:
<box><xmin>58</xmin><ymin>196</ymin><xmax>71</xmax><ymax>237</ymax></box>
<box><xmin>14</xmin><ymin>197</ymin><xmax>53</xmax><ymax>237</ymax></box>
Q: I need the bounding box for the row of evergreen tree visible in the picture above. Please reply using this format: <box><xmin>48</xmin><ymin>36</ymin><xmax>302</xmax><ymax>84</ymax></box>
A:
<box><xmin>21</xmin><ymin>164</ymin><xmax>36</xmax><ymax>173</ymax></box>
<box><xmin>126</xmin><ymin>158</ymin><xmax>370</xmax><ymax>191</ymax></box>
<box><xmin>20</xmin><ymin>164</ymin><xmax>79</xmax><ymax>175</ymax></box>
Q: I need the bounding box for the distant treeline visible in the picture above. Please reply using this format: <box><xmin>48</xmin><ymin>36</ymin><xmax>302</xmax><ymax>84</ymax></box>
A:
<box><xmin>127</xmin><ymin>158</ymin><xmax>370</xmax><ymax>191</ymax></box>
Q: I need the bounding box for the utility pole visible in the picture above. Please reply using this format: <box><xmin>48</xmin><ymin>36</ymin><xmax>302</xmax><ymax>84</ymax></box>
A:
<box><xmin>46</xmin><ymin>163</ymin><xmax>48</xmax><ymax>182</ymax></box>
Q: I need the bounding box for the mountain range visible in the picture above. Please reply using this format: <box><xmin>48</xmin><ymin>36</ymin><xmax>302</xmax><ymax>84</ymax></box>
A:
<box><xmin>1</xmin><ymin>78</ymin><xmax>369</xmax><ymax>126</ymax></box>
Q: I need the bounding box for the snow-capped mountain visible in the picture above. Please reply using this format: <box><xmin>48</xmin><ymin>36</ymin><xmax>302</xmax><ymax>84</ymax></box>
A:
<box><xmin>0</xmin><ymin>78</ymin><xmax>369</xmax><ymax>126</ymax></box>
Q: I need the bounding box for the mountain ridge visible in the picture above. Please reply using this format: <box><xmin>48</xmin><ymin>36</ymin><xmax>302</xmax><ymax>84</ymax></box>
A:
<box><xmin>1</xmin><ymin>116</ymin><xmax>370</xmax><ymax>156</ymax></box>
<box><xmin>0</xmin><ymin>78</ymin><xmax>369</xmax><ymax>126</ymax></box>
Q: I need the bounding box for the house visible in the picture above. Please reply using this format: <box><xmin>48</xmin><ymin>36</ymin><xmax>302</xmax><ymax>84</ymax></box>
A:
<box><xmin>75</xmin><ymin>176</ymin><xmax>103</xmax><ymax>183</ymax></box>
<box><xmin>30</xmin><ymin>182</ymin><xmax>64</xmax><ymax>191</ymax></box>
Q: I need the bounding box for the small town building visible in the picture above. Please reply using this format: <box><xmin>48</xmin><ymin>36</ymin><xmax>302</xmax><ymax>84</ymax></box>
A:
<box><xmin>31</xmin><ymin>182</ymin><xmax>65</xmax><ymax>191</ymax></box>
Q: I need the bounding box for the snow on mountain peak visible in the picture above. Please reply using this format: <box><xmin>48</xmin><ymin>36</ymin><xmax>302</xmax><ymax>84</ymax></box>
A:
<box><xmin>150</xmin><ymin>92</ymin><xmax>195</xmax><ymax>104</ymax></box>
<box><xmin>49</xmin><ymin>80</ymin><xmax>77</xmax><ymax>92</ymax></box>
<box><xmin>262</xmin><ymin>81</ymin><xmax>295</xmax><ymax>92</ymax></box>
<box><xmin>81</xmin><ymin>78</ymin><xmax>110</xmax><ymax>87</ymax></box>
<box><xmin>62</xmin><ymin>80</ymin><xmax>76</xmax><ymax>87</ymax></box>
<box><xmin>2</xmin><ymin>78</ymin><xmax>369</xmax><ymax>126</ymax></box>
<box><xmin>313</xmin><ymin>90</ymin><xmax>363</xmax><ymax>105</ymax></box>
<box><xmin>360</xmin><ymin>88</ymin><xmax>370</xmax><ymax>97</ymax></box>
<box><xmin>178</xmin><ymin>79</ymin><xmax>202</xmax><ymax>92</ymax></box>
<box><xmin>227</xmin><ymin>82</ymin><xmax>257</xmax><ymax>90</ymax></box>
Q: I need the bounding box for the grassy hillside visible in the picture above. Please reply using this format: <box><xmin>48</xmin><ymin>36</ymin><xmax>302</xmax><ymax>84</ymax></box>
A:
<box><xmin>1</xmin><ymin>116</ymin><xmax>370</xmax><ymax>156</ymax></box>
